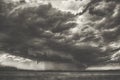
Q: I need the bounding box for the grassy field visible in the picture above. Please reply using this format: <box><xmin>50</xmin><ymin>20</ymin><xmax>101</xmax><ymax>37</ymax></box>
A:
<box><xmin>0</xmin><ymin>70</ymin><xmax>120</xmax><ymax>80</ymax></box>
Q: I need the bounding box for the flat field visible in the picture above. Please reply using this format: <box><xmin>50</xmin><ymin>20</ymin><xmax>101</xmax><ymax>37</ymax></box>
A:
<box><xmin>0</xmin><ymin>70</ymin><xmax>120</xmax><ymax>80</ymax></box>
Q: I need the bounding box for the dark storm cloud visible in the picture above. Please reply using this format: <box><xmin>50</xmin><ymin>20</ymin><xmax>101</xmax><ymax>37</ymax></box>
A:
<box><xmin>0</xmin><ymin>2</ymin><xmax>77</xmax><ymax>63</ymax></box>
<box><xmin>1</xmin><ymin>0</ymin><xmax>120</xmax><ymax>68</ymax></box>
<box><xmin>89</xmin><ymin>0</ymin><xmax>120</xmax><ymax>45</ymax></box>
<box><xmin>79</xmin><ymin>0</ymin><xmax>120</xmax><ymax>62</ymax></box>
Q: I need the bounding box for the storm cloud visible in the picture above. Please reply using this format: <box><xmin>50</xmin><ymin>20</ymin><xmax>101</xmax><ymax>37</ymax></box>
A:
<box><xmin>0</xmin><ymin>0</ymin><xmax>120</xmax><ymax>69</ymax></box>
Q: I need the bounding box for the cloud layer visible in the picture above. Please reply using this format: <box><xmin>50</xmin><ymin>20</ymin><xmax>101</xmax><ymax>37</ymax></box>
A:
<box><xmin>0</xmin><ymin>0</ymin><xmax>120</xmax><ymax>70</ymax></box>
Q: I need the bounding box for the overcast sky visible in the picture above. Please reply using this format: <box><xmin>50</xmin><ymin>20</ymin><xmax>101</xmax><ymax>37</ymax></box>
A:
<box><xmin>0</xmin><ymin>0</ymin><xmax>120</xmax><ymax>70</ymax></box>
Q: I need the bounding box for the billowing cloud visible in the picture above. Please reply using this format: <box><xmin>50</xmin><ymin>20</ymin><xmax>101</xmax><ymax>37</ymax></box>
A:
<box><xmin>0</xmin><ymin>0</ymin><xmax>120</xmax><ymax>70</ymax></box>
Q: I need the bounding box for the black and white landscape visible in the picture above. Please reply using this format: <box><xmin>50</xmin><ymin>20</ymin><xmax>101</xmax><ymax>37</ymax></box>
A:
<box><xmin>0</xmin><ymin>0</ymin><xmax>120</xmax><ymax>71</ymax></box>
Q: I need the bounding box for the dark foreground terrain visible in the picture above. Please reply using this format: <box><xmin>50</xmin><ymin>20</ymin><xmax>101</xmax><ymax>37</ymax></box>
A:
<box><xmin>0</xmin><ymin>70</ymin><xmax>120</xmax><ymax>80</ymax></box>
